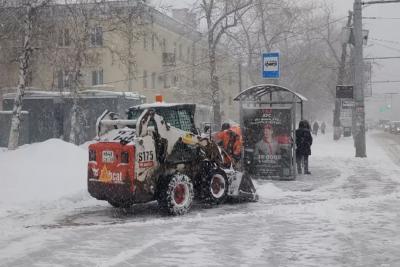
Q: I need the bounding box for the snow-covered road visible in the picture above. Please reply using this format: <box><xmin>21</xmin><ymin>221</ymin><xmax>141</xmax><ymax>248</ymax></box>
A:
<box><xmin>1</xmin><ymin>131</ymin><xmax>400</xmax><ymax>267</ymax></box>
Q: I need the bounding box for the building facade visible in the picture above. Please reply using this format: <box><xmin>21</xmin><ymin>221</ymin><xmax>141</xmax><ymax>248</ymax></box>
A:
<box><xmin>0</xmin><ymin>1</ymin><xmax>247</xmax><ymax>122</ymax></box>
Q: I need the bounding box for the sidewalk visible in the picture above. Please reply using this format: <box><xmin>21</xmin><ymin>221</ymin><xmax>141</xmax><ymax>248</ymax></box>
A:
<box><xmin>257</xmin><ymin>130</ymin><xmax>400</xmax><ymax>204</ymax></box>
<box><xmin>251</xmin><ymin>131</ymin><xmax>400</xmax><ymax>266</ymax></box>
<box><xmin>312</xmin><ymin>130</ymin><xmax>400</xmax><ymax>183</ymax></box>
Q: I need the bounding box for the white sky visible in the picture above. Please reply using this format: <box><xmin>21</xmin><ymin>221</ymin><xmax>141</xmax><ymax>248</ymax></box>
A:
<box><xmin>335</xmin><ymin>0</ymin><xmax>400</xmax><ymax>95</ymax></box>
<box><xmin>158</xmin><ymin>0</ymin><xmax>400</xmax><ymax>97</ymax></box>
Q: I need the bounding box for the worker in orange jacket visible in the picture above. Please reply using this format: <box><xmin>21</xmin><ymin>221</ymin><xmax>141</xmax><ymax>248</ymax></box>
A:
<box><xmin>213</xmin><ymin>123</ymin><xmax>242</xmax><ymax>168</ymax></box>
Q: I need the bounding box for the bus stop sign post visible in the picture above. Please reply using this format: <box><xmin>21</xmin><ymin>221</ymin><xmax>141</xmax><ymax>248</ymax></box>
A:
<box><xmin>263</xmin><ymin>52</ymin><xmax>280</xmax><ymax>79</ymax></box>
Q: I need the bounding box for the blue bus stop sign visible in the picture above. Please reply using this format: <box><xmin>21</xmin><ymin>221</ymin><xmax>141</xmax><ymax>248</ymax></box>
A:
<box><xmin>262</xmin><ymin>52</ymin><xmax>280</xmax><ymax>79</ymax></box>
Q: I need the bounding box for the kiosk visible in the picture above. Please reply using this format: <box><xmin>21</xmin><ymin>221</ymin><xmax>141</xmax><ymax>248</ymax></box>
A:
<box><xmin>234</xmin><ymin>84</ymin><xmax>307</xmax><ymax>180</ymax></box>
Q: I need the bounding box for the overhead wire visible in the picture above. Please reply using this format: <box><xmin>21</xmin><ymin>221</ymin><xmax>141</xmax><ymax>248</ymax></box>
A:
<box><xmin>371</xmin><ymin>80</ymin><xmax>400</xmax><ymax>83</ymax></box>
<box><xmin>1</xmin><ymin>2</ymin><xmax>349</xmax><ymax>86</ymax></box>
<box><xmin>370</xmin><ymin>37</ymin><xmax>400</xmax><ymax>46</ymax></box>
<box><xmin>363</xmin><ymin>16</ymin><xmax>400</xmax><ymax>20</ymax></box>
<box><xmin>102</xmin><ymin>15</ymin><xmax>349</xmax><ymax>85</ymax></box>
<box><xmin>370</xmin><ymin>40</ymin><xmax>400</xmax><ymax>52</ymax></box>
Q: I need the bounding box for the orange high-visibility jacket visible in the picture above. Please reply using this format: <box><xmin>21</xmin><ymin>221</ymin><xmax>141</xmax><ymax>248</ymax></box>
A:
<box><xmin>214</xmin><ymin>126</ymin><xmax>242</xmax><ymax>158</ymax></box>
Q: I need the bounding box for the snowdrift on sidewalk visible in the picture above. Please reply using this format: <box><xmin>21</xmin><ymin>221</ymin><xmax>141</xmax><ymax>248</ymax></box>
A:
<box><xmin>0</xmin><ymin>139</ymin><xmax>87</xmax><ymax>205</ymax></box>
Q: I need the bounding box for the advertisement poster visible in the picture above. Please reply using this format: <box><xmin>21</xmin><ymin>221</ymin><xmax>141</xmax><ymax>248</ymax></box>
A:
<box><xmin>243</xmin><ymin>108</ymin><xmax>293</xmax><ymax>179</ymax></box>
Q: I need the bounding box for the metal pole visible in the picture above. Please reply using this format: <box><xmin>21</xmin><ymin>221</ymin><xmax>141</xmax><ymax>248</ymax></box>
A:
<box><xmin>301</xmin><ymin>101</ymin><xmax>304</xmax><ymax>120</ymax></box>
<box><xmin>363</xmin><ymin>0</ymin><xmax>400</xmax><ymax>4</ymax></box>
<box><xmin>239</xmin><ymin>60</ymin><xmax>243</xmax><ymax>126</ymax></box>
<box><xmin>364</xmin><ymin>56</ymin><xmax>400</xmax><ymax>60</ymax></box>
<box><xmin>238</xmin><ymin>60</ymin><xmax>244</xmax><ymax>170</ymax></box>
<box><xmin>334</xmin><ymin>11</ymin><xmax>353</xmax><ymax>141</ymax></box>
<box><xmin>292</xmin><ymin>95</ymin><xmax>297</xmax><ymax>180</ymax></box>
<box><xmin>353</xmin><ymin>0</ymin><xmax>367</xmax><ymax>157</ymax></box>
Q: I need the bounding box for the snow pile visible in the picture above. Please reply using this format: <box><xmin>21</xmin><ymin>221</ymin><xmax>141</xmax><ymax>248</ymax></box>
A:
<box><xmin>255</xmin><ymin>181</ymin><xmax>287</xmax><ymax>199</ymax></box>
<box><xmin>0</xmin><ymin>139</ymin><xmax>88</xmax><ymax>206</ymax></box>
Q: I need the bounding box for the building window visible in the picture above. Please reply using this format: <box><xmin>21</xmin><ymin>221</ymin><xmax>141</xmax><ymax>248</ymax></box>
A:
<box><xmin>179</xmin><ymin>44</ymin><xmax>183</xmax><ymax>60</ymax></box>
<box><xmin>25</xmin><ymin>69</ymin><xmax>33</xmax><ymax>87</ymax></box>
<box><xmin>162</xmin><ymin>38</ymin><xmax>166</xmax><ymax>52</ymax></box>
<box><xmin>192</xmin><ymin>45</ymin><xmax>197</xmax><ymax>61</ymax></box>
<box><xmin>173</xmin><ymin>42</ymin><xmax>177</xmax><ymax>56</ymax></box>
<box><xmin>92</xmin><ymin>69</ymin><xmax>103</xmax><ymax>85</ymax></box>
<box><xmin>172</xmin><ymin>75</ymin><xmax>178</xmax><ymax>87</ymax></box>
<box><xmin>163</xmin><ymin>74</ymin><xmax>169</xmax><ymax>88</ymax></box>
<box><xmin>151</xmin><ymin>33</ymin><xmax>155</xmax><ymax>51</ymax></box>
<box><xmin>143</xmin><ymin>70</ymin><xmax>148</xmax><ymax>89</ymax></box>
<box><xmin>58</xmin><ymin>28</ymin><xmax>70</xmax><ymax>47</ymax></box>
<box><xmin>57</xmin><ymin>70</ymin><xmax>72</xmax><ymax>89</ymax></box>
<box><xmin>57</xmin><ymin>70</ymin><xmax>64</xmax><ymax>89</ymax></box>
<box><xmin>143</xmin><ymin>33</ymin><xmax>147</xmax><ymax>50</ymax></box>
<box><xmin>151</xmin><ymin>72</ymin><xmax>156</xmax><ymax>89</ymax></box>
<box><xmin>90</xmin><ymin>26</ymin><xmax>103</xmax><ymax>47</ymax></box>
<box><xmin>187</xmin><ymin>47</ymin><xmax>191</xmax><ymax>62</ymax></box>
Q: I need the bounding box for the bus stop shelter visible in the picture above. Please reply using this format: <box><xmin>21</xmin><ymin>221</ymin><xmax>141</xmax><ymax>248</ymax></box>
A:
<box><xmin>234</xmin><ymin>84</ymin><xmax>307</xmax><ymax>180</ymax></box>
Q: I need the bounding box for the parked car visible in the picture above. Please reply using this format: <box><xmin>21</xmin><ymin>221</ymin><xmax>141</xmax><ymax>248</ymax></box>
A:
<box><xmin>378</xmin><ymin>119</ymin><xmax>390</xmax><ymax>129</ymax></box>
<box><xmin>384</xmin><ymin>122</ymin><xmax>391</xmax><ymax>132</ymax></box>
<box><xmin>390</xmin><ymin>121</ymin><xmax>400</xmax><ymax>134</ymax></box>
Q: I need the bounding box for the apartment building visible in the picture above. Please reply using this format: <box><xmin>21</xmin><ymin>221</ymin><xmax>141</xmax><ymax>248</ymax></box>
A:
<box><xmin>0</xmin><ymin>1</ymin><xmax>245</xmax><ymax>121</ymax></box>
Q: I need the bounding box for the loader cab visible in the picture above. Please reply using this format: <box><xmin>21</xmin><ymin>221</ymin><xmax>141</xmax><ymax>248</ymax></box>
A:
<box><xmin>127</xmin><ymin>103</ymin><xmax>198</xmax><ymax>134</ymax></box>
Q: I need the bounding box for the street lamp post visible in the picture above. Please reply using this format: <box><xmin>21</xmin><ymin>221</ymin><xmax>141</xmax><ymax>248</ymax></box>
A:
<box><xmin>352</xmin><ymin>0</ymin><xmax>400</xmax><ymax>157</ymax></box>
<box><xmin>353</xmin><ymin>0</ymin><xmax>367</xmax><ymax>157</ymax></box>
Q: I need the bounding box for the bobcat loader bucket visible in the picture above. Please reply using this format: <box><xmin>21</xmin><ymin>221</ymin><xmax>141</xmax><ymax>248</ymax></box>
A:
<box><xmin>225</xmin><ymin>169</ymin><xmax>258</xmax><ymax>202</ymax></box>
<box><xmin>200</xmin><ymin>140</ymin><xmax>258</xmax><ymax>202</ymax></box>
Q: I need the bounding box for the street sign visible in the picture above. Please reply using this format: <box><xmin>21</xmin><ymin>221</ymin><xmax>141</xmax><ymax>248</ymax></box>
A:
<box><xmin>262</xmin><ymin>52</ymin><xmax>280</xmax><ymax>79</ymax></box>
<box><xmin>356</xmin><ymin>106</ymin><xmax>364</xmax><ymax>113</ymax></box>
<box><xmin>336</xmin><ymin>85</ymin><xmax>354</xmax><ymax>98</ymax></box>
<box><xmin>340</xmin><ymin>109</ymin><xmax>352</xmax><ymax>127</ymax></box>
<box><xmin>379</xmin><ymin>106</ymin><xmax>388</xmax><ymax>113</ymax></box>
<box><xmin>342</xmin><ymin>99</ymin><xmax>355</xmax><ymax>109</ymax></box>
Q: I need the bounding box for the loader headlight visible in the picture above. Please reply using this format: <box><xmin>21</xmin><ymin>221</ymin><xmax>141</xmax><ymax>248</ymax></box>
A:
<box><xmin>121</xmin><ymin>151</ymin><xmax>129</xmax><ymax>164</ymax></box>
<box><xmin>89</xmin><ymin>150</ymin><xmax>96</xmax><ymax>161</ymax></box>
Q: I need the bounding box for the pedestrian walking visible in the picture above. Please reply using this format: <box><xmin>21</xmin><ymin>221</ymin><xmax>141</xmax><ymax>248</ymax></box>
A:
<box><xmin>296</xmin><ymin>120</ymin><xmax>313</xmax><ymax>175</ymax></box>
<box><xmin>312</xmin><ymin>121</ymin><xmax>319</xmax><ymax>135</ymax></box>
<box><xmin>321</xmin><ymin>121</ymin><xmax>326</xmax><ymax>135</ymax></box>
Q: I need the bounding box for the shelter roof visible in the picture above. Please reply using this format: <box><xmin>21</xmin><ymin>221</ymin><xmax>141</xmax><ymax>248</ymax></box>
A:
<box><xmin>234</xmin><ymin>84</ymin><xmax>308</xmax><ymax>102</ymax></box>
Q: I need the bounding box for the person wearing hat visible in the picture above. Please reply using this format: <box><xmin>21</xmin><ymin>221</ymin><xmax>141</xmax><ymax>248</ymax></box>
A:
<box><xmin>213</xmin><ymin>122</ymin><xmax>242</xmax><ymax>167</ymax></box>
<box><xmin>254</xmin><ymin>124</ymin><xmax>279</xmax><ymax>159</ymax></box>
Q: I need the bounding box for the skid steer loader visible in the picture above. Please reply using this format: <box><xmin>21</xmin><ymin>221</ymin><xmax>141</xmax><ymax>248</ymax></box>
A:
<box><xmin>87</xmin><ymin>103</ymin><xmax>258</xmax><ymax>215</ymax></box>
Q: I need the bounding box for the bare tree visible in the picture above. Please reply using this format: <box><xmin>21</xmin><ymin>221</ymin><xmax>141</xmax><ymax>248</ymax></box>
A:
<box><xmin>0</xmin><ymin>2</ymin><xmax>20</xmax><ymax>88</ymax></box>
<box><xmin>227</xmin><ymin>0</ymin><xmax>343</xmax><ymax>120</ymax></box>
<box><xmin>227</xmin><ymin>0</ymin><xmax>305</xmax><ymax>85</ymax></box>
<box><xmin>198</xmin><ymin>0</ymin><xmax>252</xmax><ymax>128</ymax></box>
<box><xmin>59</xmin><ymin>0</ymin><xmax>104</xmax><ymax>144</ymax></box>
<box><xmin>105</xmin><ymin>1</ymin><xmax>152</xmax><ymax>92</ymax></box>
<box><xmin>6</xmin><ymin>0</ymin><xmax>52</xmax><ymax>150</ymax></box>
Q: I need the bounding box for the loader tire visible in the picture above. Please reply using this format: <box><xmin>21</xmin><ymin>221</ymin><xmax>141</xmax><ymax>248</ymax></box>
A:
<box><xmin>202</xmin><ymin>169</ymin><xmax>228</xmax><ymax>205</ymax></box>
<box><xmin>158</xmin><ymin>173</ymin><xmax>194</xmax><ymax>215</ymax></box>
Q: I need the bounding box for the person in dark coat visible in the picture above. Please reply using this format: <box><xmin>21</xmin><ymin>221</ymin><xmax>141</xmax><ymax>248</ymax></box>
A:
<box><xmin>312</xmin><ymin>121</ymin><xmax>319</xmax><ymax>135</ymax></box>
<box><xmin>321</xmin><ymin>121</ymin><xmax>326</xmax><ymax>134</ymax></box>
<box><xmin>296</xmin><ymin>120</ymin><xmax>313</xmax><ymax>175</ymax></box>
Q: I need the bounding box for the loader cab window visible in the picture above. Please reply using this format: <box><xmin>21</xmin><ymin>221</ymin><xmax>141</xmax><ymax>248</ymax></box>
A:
<box><xmin>157</xmin><ymin>108</ymin><xmax>193</xmax><ymax>132</ymax></box>
<box><xmin>158</xmin><ymin>109</ymin><xmax>179</xmax><ymax>129</ymax></box>
<box><xmin>176</xmin><ymin>109</ymin><xmax>193</xmax><ymax>132</ymax></box>
<box><xmin>127</xmin><ymin>106</ymin><xmax>195</xmax><ymax>132</ymax></box>
<box><xmin>127</xmin><ymin>109</ymin><xmax>142</xmax><ymax>121</ymax></box>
